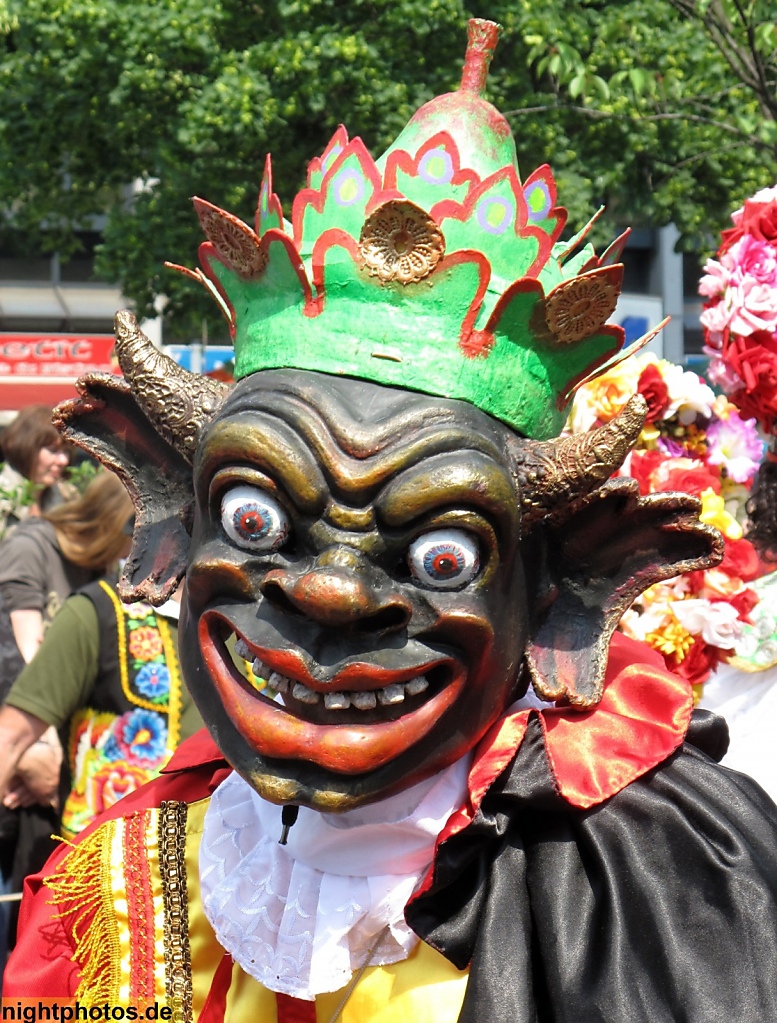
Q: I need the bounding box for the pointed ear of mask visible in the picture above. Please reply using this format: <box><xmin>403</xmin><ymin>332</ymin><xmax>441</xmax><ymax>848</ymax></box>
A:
<box><xmin>525</xmin><ymin>477</ymin><xmax>724</xmax><ymax>707</ymax></box>
<box><xmin>54</xmin><ymin>372</ymin><xmax>194</xmax><ymax>604</ymax></box>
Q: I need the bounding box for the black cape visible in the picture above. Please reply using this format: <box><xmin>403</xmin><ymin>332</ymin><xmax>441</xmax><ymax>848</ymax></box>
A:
<box><xmin>406</xmin><ymin>713</ymin><xmax>777</xmax><ymax>1023</ymax></box>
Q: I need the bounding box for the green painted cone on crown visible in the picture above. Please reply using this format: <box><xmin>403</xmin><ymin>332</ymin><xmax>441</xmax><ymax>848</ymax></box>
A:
<box><xmin>172</xmin><ymin>18</ymin><xmax>632</xmax><ymax>440</ymax></box>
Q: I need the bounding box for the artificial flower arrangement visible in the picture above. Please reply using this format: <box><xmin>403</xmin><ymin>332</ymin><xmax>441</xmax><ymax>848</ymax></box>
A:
<box><xmin>568</xmin><ymin>351</ymin><xmax>764</xmax><ymax>694</ymax></box>
<box><xmin>699</xmin><ymin>184</ymin><xmax>777</xmax><ymax>436</ymax></box>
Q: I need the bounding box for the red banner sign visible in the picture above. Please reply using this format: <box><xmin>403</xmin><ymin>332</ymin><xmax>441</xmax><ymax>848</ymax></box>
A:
<box><xmin>0</xmin><ymin>333</ymin><xmax>119</xmax><ymax>411</ymax></box>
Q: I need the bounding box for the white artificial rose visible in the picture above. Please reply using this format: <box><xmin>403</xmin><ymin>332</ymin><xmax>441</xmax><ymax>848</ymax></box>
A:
<box><xmin>672</xmin><ymin>598</ymin><xmax>742</xmax><ymax>648</ymax></box>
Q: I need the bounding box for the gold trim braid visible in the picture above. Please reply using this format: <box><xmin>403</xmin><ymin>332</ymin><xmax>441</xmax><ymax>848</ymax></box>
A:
<box><xmin>158</xmin><ymin>800</ymin><xmax>193</xmax><ymax>1023</ymax></box>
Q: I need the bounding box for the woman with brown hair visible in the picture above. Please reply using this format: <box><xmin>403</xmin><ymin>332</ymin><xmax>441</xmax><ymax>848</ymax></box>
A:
<box><xmin>0</xmin><ymin>404</ymin><xmax>70</xmax><ymax>539</ymax></box>
<box><xmin>0</xmin><ymin>469</ymin><xmax>133</xmax><ymax>836</ymax></box>
<box><xmin>0</xmin><ymin>469</ymin><xmax>134</xmax><ymax>662</ymax></box>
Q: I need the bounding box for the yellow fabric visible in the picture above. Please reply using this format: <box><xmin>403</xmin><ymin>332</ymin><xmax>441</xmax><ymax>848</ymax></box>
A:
<box><xmin>113</xmin><ymin>817</ymin><xmax>131</xmax><ymax>1004</ymax></box>
<box><xmin>185</xmin><ymin>798</ymin><xmax>470</xmax><ymax>1021</ymax></box>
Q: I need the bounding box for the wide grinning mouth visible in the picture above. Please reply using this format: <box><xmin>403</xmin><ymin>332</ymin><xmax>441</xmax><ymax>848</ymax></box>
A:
<box><xmin>214</xmin><ymin>617</ymin><xmax>451</xmax><ymax>726</ymax></box>
<box><xmin>197</xmin><ymin>608</ymin><xmax>467</xmax><ymax>773</ymax></box>
<box><xmin>198</xmin><ymin>601</ymin><xmax>468</xmax><ymax>769</ymax></box>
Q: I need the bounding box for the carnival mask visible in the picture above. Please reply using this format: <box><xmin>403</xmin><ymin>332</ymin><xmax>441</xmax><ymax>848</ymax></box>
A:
<box><xmin>54</xmin><ymin>317</ymin><xmax>720</xmax><ymax>810</ymax></box>
<box><xmin>180</xmin><ymin>371</ymin><xmax>529</xmax><ymax>808</ymax></box>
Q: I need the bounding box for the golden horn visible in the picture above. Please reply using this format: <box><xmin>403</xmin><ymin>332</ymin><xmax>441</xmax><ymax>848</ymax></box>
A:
<box><xmin>114</xmin><ymin>310</ymin><xmax>230</xmax><ymax>463</ymax></box>
<box><xmin>516</xmin><ymin>394</ymin><xmax>648</xmax><ymax>528</ymax></box>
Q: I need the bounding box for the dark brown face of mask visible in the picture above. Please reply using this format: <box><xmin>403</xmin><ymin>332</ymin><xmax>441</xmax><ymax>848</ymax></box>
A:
<box><xmin>181</xmin><ymin>369</ymin><xmax>530</xmax><ymax>812</ymax></box>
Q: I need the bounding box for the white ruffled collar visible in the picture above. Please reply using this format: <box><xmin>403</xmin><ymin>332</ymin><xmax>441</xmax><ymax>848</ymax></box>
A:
<box><xmin>199</xmin><ymin>757</ymin><xmax>470</xmax><ymax>1000</ymax></box>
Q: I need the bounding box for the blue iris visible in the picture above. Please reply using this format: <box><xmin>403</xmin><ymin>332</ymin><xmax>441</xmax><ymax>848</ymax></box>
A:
<box><xmin>233</xmin><ymin>503</ymin><xmax>270</xmax><ymax>540</ymax></box>
<box><xmin>423</xmin><ymin>543</ymin><xmax>465</xmax><ymax>580</ymax></box>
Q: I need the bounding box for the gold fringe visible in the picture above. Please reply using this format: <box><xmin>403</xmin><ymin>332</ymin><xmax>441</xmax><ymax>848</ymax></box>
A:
<box><xmin>45</xmin><ymin>820</ymin><xmax>121</xmax><ymax>1005</ymax></box>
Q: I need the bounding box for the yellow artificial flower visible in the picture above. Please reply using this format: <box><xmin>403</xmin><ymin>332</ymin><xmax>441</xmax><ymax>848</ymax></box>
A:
<box><xmin>721</xmin><ymin>477</ymin><xmax>751</xmax><ymax>526</ymax></box>
<box><xmin>646</xmin><ymin>618</ymin><xmax>694</xmax><ymax>660</ymax></box>
<box><xmin>703</xmin><ymin>567</ymin><xmax>745</xmax><ymax>600</ymax></box>
<box><xmin>683</xmin><ymin>424</ymin><xmax>707</xmax><ymax>457</ymax></box>
<box><xmin>711</xmin><ymin>393</ymin><xmax>738</xmax><ymax>421</ymax></box>
<box><xmin>576</xmin><ymin>359</ymin><xmax>642</xmax><ymax>423</ymax></box>
<box><xmin>699</xmin><ymin>487</ymin><xmax>743</xmax><ymax>540</ymax></box>
<box><xmin>639</xmin><ymin>423</ymin><xmax>660</xmax><ymax>447</ymax></box>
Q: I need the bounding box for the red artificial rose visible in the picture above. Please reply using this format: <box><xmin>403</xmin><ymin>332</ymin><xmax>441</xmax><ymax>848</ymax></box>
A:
<box><xmin>637</xmin><ymin>364</ymin><xmax>670</xmax><ymax>422</ymax></box>
<box><xmin>725</xmin><ymin>331</ymin><xmax>777</xmax><ymax>431</ymax></box>
<box><xmin>727</xmin><ymin>587</ymin><xmax>759</xmax><ymax>620</ymax></box>
<box><xmin>739</xmin><ymin>199</ymin><xmax>777</xmax><ymax>244</ymax></box>
<box><xmin>720</xmin><ymin>224</ymin><xmax>744</xmax><ymax>253</ymax></box>
<box><xmin>683</xmin><ymin>569</ymin><xmax>707</xmax><ymax>594</ymax></box>
<box><xmin>660</xmin><ymin>465</ymin><xmax>721</xmax><ymax>497</ymax></box>
<box><xmin>719</xmin><ymin>537</ymin><xmax>761</xmax><ymax>582</ymax></box>
<box><xmin>667</xmin><ymin>636</ymin><xmax>722</xmax><ymax>687</ymax></box>
<box><xmin>629</xmin><ymin>448</ymin><xmax>665</xmax><ymax>495</ymax></box>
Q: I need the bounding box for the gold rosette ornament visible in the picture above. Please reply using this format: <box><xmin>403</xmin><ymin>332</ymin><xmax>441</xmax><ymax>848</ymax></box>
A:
<box><xmin>546</xmin><ymin>268</ymin><xmax>620</xmax><ymax>343</ymax></box>
<box><xmin>360</xmin><ymin>200</ymin><xmax>445</xmax><ymax>284</ymax></box>
<box><xmin>195</xmin><ymin>200</ymin><xmax>268</xmax><ymax>280</ymax></box>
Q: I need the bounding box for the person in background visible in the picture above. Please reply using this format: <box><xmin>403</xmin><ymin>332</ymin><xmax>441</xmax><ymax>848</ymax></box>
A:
<box><xmin>0</xmin><ymin>470</ymin><xmax>134</xmax><ymax>663</ymax></box>
<box><xmin>0</xmin><ymin>406</ymin><xmax>72</xmax><ymax>725</ymax></box>
<box><xmin>0</xmin><ymin>470</ymin><xmax>134</xmax><ymax>967</ymax></box>
<box><xmin>0</xmin><ymin>405</ymin><xmax>70</xmax><ymax>541</ymax></box>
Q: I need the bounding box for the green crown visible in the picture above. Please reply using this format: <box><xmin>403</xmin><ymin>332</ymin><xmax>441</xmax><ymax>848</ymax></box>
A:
<box><xmin>172</xmin><ymin>19</ymin><xmax>633</xmax><ymax>440</ymax></box>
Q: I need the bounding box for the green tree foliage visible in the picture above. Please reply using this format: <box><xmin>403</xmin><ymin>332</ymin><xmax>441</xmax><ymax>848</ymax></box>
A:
<box><xmin>0</xmin><ymin>0</ymin><xmax>467</xmax><ymax>336</ymax></box>
<box><xmin>0</xmin><ymin>0</ymin><xmax>774</xmax><ymax>338</ymax></box>
<box><xmin>507</xmin><ymin>0</ymin><xmax>777</xmax><ymax>249</ymax></box>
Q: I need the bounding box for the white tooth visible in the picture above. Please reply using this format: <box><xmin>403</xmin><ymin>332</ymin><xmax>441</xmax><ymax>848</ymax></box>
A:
<box><xmin>405</xmin><ymin>676</ymin><xmax>429</xmax><ymax>696</ymax></box>
<box><xmin>269</xmin><ymin>672</ymin><xmax>289</xmax><ymax>693</ymax></box>
<box><xmin>351</xmin><ymin>690</ymin><xmax>378</xmax><ymax>710</ymax></box>
<box><xmin>324</xmin><ymin>692</ymin><xmax>351</xmax><ymax>710</ymax></box>
<box><xmin>235</xmin><ymin>638</ymin><xmax>251</xmax><ymax>659</ymax></box>
<box><xmin>292</xmin><ymin>681</ymin><xmax>320</xmax><ymax>704</ymax></box>
<box><xmin>378</xmin><ymin>684</ymin><xmax>405</xmax><ymax>705</ymax></box>
<box><xmin>252</xmin><ymin>658</ymin><xmax>270</xmax><ymax>679</ymax></box>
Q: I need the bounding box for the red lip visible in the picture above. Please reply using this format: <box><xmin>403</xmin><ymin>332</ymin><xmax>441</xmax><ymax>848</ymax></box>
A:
<box><xmin>199</xmin><ymin>610</ymin><xmax>465</xmax><ymax>774</ymax></box>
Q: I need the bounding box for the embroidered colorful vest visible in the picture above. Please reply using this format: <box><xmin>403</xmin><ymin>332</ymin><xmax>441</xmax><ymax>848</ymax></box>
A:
<box><xmin>62</xmin><ymin>580</ymin><xmax>184</xmax><ymax>838</ymax></box>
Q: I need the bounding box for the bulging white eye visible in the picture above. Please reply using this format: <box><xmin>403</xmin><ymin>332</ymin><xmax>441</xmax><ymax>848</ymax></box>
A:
<box><xmin>408</xmin><ymin>528</ymin><xmax>480</xmax><ymax>590</ymax></box>
<box><xmin>220</xmin><ymin>485</ymin><xmax>290</xmax><ymax>552</ymax></box>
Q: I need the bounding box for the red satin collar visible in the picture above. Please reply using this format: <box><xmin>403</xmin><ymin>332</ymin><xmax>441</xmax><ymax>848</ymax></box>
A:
<box><xmin>439</xmin><ymin>633</ymin><xmax>692</xmax><ymax>842</ymax></box>
<box><xmin>162</xmin><ymin>726</ymin><xmax>227</xmax><ymax>773</ymax></box>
